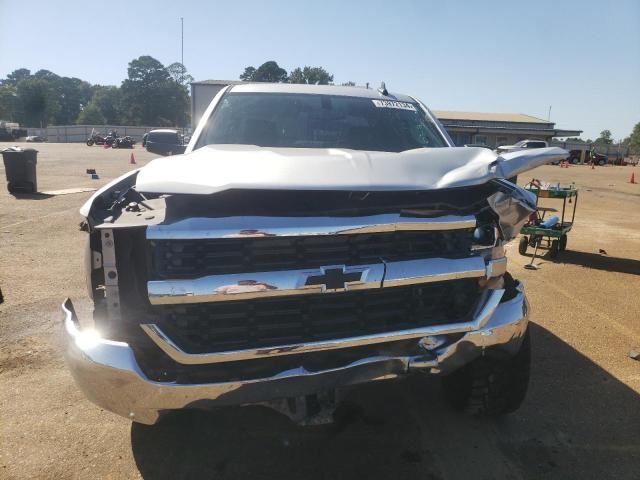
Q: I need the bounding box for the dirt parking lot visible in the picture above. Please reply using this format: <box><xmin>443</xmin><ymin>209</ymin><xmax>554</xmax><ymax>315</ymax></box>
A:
<box><xmin>0</xmin><ymin>143</ymin><xmax>639</xmax><ymax>479</ymax></box>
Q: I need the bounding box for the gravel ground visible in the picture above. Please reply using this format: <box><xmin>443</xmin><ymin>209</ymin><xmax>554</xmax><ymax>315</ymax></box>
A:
<box><xmin>0</xmin><ymin>143</ymin><xmax>638</xmax><ymax>479</ymax></box>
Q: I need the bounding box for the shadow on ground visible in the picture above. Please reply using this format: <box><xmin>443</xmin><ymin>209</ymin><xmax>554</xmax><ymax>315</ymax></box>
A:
<box><xmin>551</xmin><ymin>250</ymin><xmax>640</xmax><ymax>276</ymax></box>
<box><xmin>9</xmin><ymin>192</ymin><xmax>54</xmax><ymax>200</ymax></box>
<box><xmin>519</xmin><ymin>248</ymin><xmax>640</xmax><ymax>276</ymax></box>
<box><xmin>131</xmin><ymin>323</ymin><xmax>640</xmax><ymax>480</ymax></box>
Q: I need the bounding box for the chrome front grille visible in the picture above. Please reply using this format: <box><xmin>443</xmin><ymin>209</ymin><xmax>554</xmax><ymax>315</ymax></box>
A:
<box><xmin>150</xmin><ymin>229</ymin><xmax>474</xmax><ymax>279</ymax></box>
<box><xmin>149</xmin><ymin>279</ymin><xmax>481</xmax><ymax>354</ymax></box>
<box><xmin>140</xmin><ymin>213</ymin><xmax>492</xmax><ymax>360</ymax></box>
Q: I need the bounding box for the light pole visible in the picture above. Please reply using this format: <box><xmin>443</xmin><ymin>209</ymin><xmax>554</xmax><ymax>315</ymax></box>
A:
<box><xmin>180</xmin><ymin>17</ymin><xmax>185</xmax><ymax>138</ymax></box>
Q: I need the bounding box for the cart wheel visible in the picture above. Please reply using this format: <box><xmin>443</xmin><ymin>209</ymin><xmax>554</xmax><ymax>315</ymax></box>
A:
<box><xmin>518</xmin><ymin>236</ymin><xmax>528</xmax><ymax>255</ymax></box>
<box><xmin>550</xmin><ymin>240</ymin><xmax>560</xmax><ymax>258</ymax></box>
<box><xmin>559</xmin><ymin>234</ymin><xmax>567</xmax><ymax>251</ymax></box>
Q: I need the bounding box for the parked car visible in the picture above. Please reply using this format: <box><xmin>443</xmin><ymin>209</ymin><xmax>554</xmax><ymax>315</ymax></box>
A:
<box><xmin>145</xmin><ymin>129</ymin><xmax>186</xmax><ymax>156</ymax></box>
<box><xmin>65</xmin><ymin>84</ymin><xmax>568</xmax><ymax>426</ymax></box>
<box><xmin>0</xmin><ymin>122</ymin><xmax>26</xmax><ymax>141</ymax></box>
<box><xmin>496</xmin><ymin>139</ymin><xmax>548</xmax><ymax>154</ymax></box>
<box><xmin>25</xmin><ymin>135</ymin><xmax>47</xmax><ymax>142</ymax></box>
<box><xmin>464</xmin><ymin>143</ymin><xmax>493</xmax><ymax>149</ymax></box>
<box><xmin>567</xmin><ymin>149</ymin><xmax>608</xmax><ymax>166</ymax></box>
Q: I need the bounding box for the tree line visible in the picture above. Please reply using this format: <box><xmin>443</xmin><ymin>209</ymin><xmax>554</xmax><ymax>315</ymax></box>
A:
<box><xmin>2</xmin><ymin>56</ymin><xmax>637</xmax><ymax>152</ymax></box>
<box><xmin>239</xmin><ymin>61</ymin><xmax>338</xmax><ymax>85</ymax></box>
<box><xmin>239</xmin><ymin>60</ymin><xmax>361</xmax><ymax>87</ymax></box>
<box><xmin>564</xmin><ymin>127</ymin><xmax>640</xmax><ymax>154</ymax></box>
<box><xmin>0</xmin><ymin>56</ymin><xmax>191</xmax><ymax>128</ymax></box>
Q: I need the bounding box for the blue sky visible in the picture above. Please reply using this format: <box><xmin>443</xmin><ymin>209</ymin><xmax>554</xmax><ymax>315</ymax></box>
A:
<box><xmin>1</xmin><ymin>0</ymin><xmax>638</xmax><ymax>139</ymax></box>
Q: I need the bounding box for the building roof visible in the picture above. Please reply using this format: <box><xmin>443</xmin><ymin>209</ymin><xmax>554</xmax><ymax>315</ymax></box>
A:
<box><xmin>432</xmin><ymin>110</ymin><xmax>551</xmax><ymax>124</ymax></box>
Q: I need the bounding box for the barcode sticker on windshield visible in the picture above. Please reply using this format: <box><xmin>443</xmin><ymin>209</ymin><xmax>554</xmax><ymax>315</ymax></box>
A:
<box><xmin>371</xmin><ymin>99</ymin><xmax>417</xmax><ymax>111</ymax></box>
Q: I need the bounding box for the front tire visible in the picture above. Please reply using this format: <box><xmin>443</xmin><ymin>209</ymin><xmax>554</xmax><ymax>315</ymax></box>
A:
<box><xmin>518</xmin><ymin>236</ymin><xmax>528</xmax><ymax>255</ymax></box>
<box><xmin>442</xmin><ymin>328</ymin><xmax>531</xmax><ymax>417</ymax></box>
<box><xmin>86</xmin><ymin>139</ymin><xmax>94</xmax><ymax>146</ymax></box>
<box><xmin>559</xmin><ymin>234</ymin><xmax>567</xmax><ymax>251</ymax></box>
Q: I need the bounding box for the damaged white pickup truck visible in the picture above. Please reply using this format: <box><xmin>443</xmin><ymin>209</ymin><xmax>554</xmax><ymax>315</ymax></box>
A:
<box><xmin>63</xmin><ymin>84</ymin><xmax>567</xmax><ymax>425</ymax></box>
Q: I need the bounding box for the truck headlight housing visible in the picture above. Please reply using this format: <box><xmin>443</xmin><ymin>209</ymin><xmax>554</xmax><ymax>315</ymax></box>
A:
<box><xmin>472</xmin><ymin>225</ymin><xmax>496</xmax><ymax>247</ymax></box>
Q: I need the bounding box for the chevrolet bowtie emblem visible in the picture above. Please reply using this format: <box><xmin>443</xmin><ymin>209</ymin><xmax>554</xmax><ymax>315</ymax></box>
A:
<box><xmin>304</xmin><ymin>267</ymin><xmax>363</xmax><ymax>291</ymax></box>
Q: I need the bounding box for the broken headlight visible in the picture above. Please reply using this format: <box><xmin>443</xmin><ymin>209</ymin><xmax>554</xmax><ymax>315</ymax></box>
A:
<box><xmin>472</xmin><ymin>224</ymin><xmax>498</xmax><ymax>249</ymax></box>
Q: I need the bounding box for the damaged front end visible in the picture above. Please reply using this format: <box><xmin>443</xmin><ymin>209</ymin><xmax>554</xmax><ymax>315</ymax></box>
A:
<box><xmin>64</xmin><ymin>146</ymin><xmax>553</xmax><ymax>424</ymax></box>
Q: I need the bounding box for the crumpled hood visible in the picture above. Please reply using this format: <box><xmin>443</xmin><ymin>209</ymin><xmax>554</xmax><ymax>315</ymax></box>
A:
<box><xmin>133</xmin><ymin>144</ymin><xmax>568</xmax><ymax>195</ymax></box>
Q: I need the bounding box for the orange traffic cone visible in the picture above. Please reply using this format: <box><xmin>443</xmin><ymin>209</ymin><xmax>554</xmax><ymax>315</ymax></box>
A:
<box><xmin>130</xmin><ymin>152</ymin><xmax>136</xmax><ymax>165</ymax></box>
<box><xmin>629</xmin><ymin>172</ymin><xmax>637</xmax><ymax>184</ymax></box>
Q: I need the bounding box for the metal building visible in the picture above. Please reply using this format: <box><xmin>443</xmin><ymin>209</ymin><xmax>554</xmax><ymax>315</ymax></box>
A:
<box><xmin>433</xmin><ymin>111</ymin><xmax>582</xmax><ymax>147</ymax></box>
<box><xmin>191</xmin><ymin>80</ymin><xmax>245</xmax><ymax>128</ymax></box>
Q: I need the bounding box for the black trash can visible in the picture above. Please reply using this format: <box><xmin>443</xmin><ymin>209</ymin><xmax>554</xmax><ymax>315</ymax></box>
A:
<box><xmin>2</xmin><ymin>147</ymin><xmax>38</xmax><ymax>193</ymax></box>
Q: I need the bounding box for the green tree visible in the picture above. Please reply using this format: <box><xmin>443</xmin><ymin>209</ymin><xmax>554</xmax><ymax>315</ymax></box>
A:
<box><xmin>239</xmin><ymin>61</ymin><xmax>288</xmax><ymax>83</ymax></box>
<box><xmin>0</xmin><ymin>84</ymin><xmax>19</xmax><ymax>120</ymax></box>
<box><xmin>622</xmin><ymin>122</ymin><xmax>640</xmax><ymax>154</ymax></box>
<box><xmin>239</xmin><ymin>66</ymin><xmax>256</xmax><ymax>81</ymax></box>
<box><xmin>91</xmin><ymin>86</ymin><xmax>122</xmax><ymax>124</ymax></box>
<box><xmin>167</xmin><ymin>62</ymin><xmax>194</xmax><ymax>87</ymax></box>
<box><xmin>288</xmin><ymin>66</ymin><xmax>334</xmax><ymax>85</ymax></box>
<box><xmin>2</xmin><ymin>69</ymin><xmax>92</xmax><ymax>125</ymax></box>
<box><xmin>594</xmin><ymin>129</ymin><xmax>613</xmax><ymax>145</ymax></box>
<box><xmin>56</xmin><ymin>77</ymin><xmax>93</xmax><ymax>125</ymax></box>
<box><xmin>2</xmin><ymin>68</ymin><xmax>31</xmax><ymax>87</ymax></box>
<box><xmin>76</xmin><ymin>102</ymin><xmax>105</xmax><ymax>124</ymax></box>
<box><xmin>16</xmin><ymin>77</ymin><xmax>60</xmax><ymax>127</ymax></box>
<box><xmin>120</xmin><ymin>56</ymin><xmax>189</xmax><ymax>126</ymax></box>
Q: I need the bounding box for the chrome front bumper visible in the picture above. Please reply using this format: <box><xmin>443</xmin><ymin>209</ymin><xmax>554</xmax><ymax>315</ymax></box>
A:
<box><xmin>62</xmin><ymin>284</ymin><xmax>529</xmax><ymax>425</ymax></box>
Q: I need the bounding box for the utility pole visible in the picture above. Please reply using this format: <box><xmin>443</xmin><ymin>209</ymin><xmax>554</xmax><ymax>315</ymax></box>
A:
<box><xmin>180</xmin><ymin>17</ymin><xmax>185</xmax><ymax>136</ymax></box>
<box><xmin>547</xmin><ymin>105</ymin><xmax>552</xmax><ymax>121</ymax></box>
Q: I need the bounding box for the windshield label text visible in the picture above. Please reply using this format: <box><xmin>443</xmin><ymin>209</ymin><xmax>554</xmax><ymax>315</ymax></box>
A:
<box><xmin>371</xmin><ymin>100</ymin><xmax>417</xmax><ymax>111</ymax></box>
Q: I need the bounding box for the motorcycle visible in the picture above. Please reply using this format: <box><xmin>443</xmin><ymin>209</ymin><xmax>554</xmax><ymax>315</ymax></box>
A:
<box><xmin>111</xmin><ymin>136</ymin><xmax>136</xmax><ymax>149</ymax></box>
<box><xmin>86</xmin><ymin>130</ymin><xmax>116</xmax><ymax>147</ymax></box>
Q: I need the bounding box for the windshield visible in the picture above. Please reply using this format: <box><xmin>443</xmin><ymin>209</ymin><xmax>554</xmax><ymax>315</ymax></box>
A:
<box><xmin>196</xmin><ymin>92</ymin><xmax>447</xmax><ymax>152</ymax></box>
<box><xmin>149</xmin><ymin>132</ymin><xmax>179</xmax><ymax>142</ymax></box>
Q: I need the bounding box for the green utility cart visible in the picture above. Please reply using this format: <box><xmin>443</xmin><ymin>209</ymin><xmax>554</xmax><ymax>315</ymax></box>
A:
<box><xmin>518</xmin><ymin>182</ymin><xmax>578</xmax><ymax>258</ymax></box>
